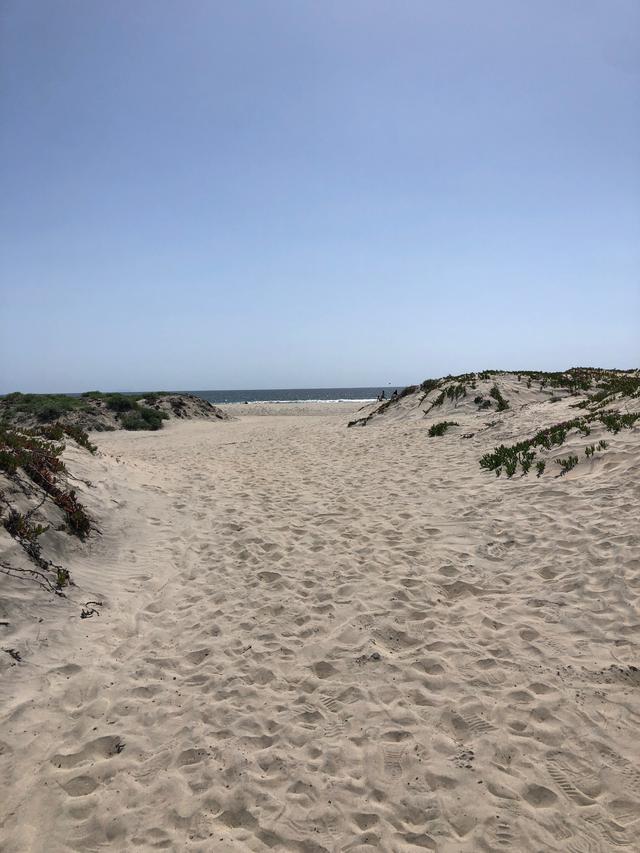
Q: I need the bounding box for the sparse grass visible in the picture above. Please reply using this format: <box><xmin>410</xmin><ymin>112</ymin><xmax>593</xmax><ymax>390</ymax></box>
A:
<box><xmin>585</xmin><ymin>440</ymin><xmax>610</xmax><ymax>460</ymax></box>
<box><xmin>479</xmin><ymin>408</ymin><xmax>639</xmax><ymax>479</ymax></box>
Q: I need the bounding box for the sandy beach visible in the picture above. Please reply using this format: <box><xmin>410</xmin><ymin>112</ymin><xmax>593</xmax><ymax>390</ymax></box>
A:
<box><xmin>3</xmin><ymin>1</ymin><xmax>638</xmax><ymax>848</ymax></box>
<box><xmin>1</xmin><ymin>391</ymin><xmax>639</xmax><ymax>852</ymax></box>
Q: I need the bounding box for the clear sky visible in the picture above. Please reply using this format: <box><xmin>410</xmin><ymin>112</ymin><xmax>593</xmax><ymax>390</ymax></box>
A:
<box><xmin>1</xmin><ymin>1</ymin><xmax>638</xmax><ymax>393</ymax></box>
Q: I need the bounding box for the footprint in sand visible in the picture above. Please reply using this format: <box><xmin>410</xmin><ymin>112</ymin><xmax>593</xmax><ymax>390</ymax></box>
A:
<box><xmin>61</xmin><ymin>775</ymin><xmax>99</xmax><ymax>797</ymax></box>
<box><xmin>50</xmin><ymin>735</ymin><xmax>125</xmax><ymax>769</ymax></box>
<box><xmin>257</xmin><ymin>570</ymin><xmax>281</xmax><ymax>582</ymax></box>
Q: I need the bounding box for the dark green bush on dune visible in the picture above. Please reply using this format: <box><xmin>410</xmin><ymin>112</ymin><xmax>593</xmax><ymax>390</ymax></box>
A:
<box><xmin>120</xmin><ymin>406</ymin><xmax>168</xmax><ymax>431</ymax></box>
<box><xmin>489</xmin><ymin>385</ymin><xmax>510</xmax><ymax>411</ymax></box>
<box><xmin>428</xmin><ymin>420</ymin><xmax>459</xmax><ymax>437</ymax></box>
<box><xmin>105</xmin><ymin>394</ymin><xmax>137</xmax><ymax>413</ymax></box>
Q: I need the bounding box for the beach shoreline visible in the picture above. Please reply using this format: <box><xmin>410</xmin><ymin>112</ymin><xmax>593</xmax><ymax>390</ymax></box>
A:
<box><xmin>218</xmin><ymin>400</ymin><xmax>369</xmax><ymax>417</ymax></box>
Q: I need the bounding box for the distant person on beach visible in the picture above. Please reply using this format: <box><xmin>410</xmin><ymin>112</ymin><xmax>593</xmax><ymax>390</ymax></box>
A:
<box><xmin>391</xmin><ymin>389</ymin><xmax>398</xmax><ymax>399</ymax></box>
<box><xmin>378</xmin><ymin>390</ymin><xmax>386</xmax><ymax>402</ymax></box>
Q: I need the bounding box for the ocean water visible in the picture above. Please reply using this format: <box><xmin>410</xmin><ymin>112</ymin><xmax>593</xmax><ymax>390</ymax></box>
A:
<box><xmin>190</xmin><ymin>387</ymin><xmax>399</xmax><ymax>404</ymax></box>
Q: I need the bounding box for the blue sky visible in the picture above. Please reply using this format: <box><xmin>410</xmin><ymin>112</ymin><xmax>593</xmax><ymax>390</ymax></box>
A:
<box><xmin>1</xmin><ymin>1</ymin><xmax>638</xmax><ymax>392</ymax></box>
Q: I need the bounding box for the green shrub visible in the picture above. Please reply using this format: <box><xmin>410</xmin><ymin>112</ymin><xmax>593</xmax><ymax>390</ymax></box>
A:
<box><xmin>120</xmin><ymin>406</ymin><xmax>167</xmax><ymax>431</ymax></box>
<box><xmin>56</xmin><ymin>568</ymin><xmax>70</xmax><ymax>589</ymax></box>
<box><xmin>428</xmin><ymin>421</ymin><xmax>459</xmax><ymax>437</ymax></box>
<box><xmin>504</xmin><ymin>458</ymin><xmax>517</xmax><ymax>478</ymax></box>
<box><xmin>520</xmin><ymin>450</ymin><xmax>536</xmax><ymax>475</ymax></box>
<box><xmin>37</xmin><ymin>423</ymin><xmax>65</xmax><ymax>441</ymax></box>
<box><xmin>574</xmin><ymin>373</ymin><xmax>640</xmax><ymax>410</ymax></box>
<box><xmin>3</xmin><ymin>508</ymin><xmax>48</xmax><ymax>543</ymax></box>
<box><xmin>105</xmin><ymin>394</ymin><xmax>136</xmax><ymax>413</ymax></box>
<box><xmin>37</xmin><ymin>405</ymin><xmax>67</xmax><ymax>422</ymax></box>
<box><xmin>489</xmin><ymin>385</ymin><xmax>509</xmax><ymax>411</ymax></box>
<box><xmin>0</xmin><ymin>425</ymin><xmax>65</xmax><ymax>479</ymax></box>
<box><xmin>599</xmin><ymin>411</ymin><xmax>640</xmax><ymax>434</ymax></box>
<box><xmin>2</xmin><ymin>509</ymin><xmax>49</xmax><ymax>561</ymax></box>
<box><xmin>478</xmin><ymin>413</ymin><xmax>616</xmax><ymax>476</ymax></box>
<box><xmin>556</xmin><ymin>455</ymin><xmax>579</xmax><ymax>476</ymax></box>
<box><xmin>536</xmin><ymin>460</ymin><xmax>545</xmax><ymax>477</ymax></box>
<box><xmin>445</xmin><ymin>383</ymin><xmax>467</xmax><ymax>403</ymax></box>
<box><xmin>420</xmin><ymin>379</ymin><xmax>441</xmax><ymax>394</ymax></box>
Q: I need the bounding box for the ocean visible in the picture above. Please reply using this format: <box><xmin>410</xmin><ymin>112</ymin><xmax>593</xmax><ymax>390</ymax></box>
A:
<box><xmin>189</xmin><ymin>387</ymin><xmax>401</xmax><ymax>404</ymax></box>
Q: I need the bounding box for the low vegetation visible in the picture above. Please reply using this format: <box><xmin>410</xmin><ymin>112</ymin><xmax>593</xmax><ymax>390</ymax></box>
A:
<box><xmin>37</xmin><ymin>422</ymin><xmax>97</xmax><ymax>453</ymax></box>
<box><xmin>489</xmin><ymin>384</ymin><xmax>509</xmax><ymax>411</ymax></box>
<box><xmin>428</xmin><ymin>421</ymin><xmax>459</xmax><ymax>437</ymax></box>
<box><xmin>87</xmin><ymin>390</ymin><xmax>171</xmax><ymax>431</ymax></box>
<box><xmin>556</xmin><ymin>455</ymin><xmax>579</xmax><ymax>476</ymax></box>
<box><xmin>0</xmin><ymin>423</ymin><xmax>96</xmax><ymax>593</ymax></box>
<box><xmin>479</xmin><ymin>409</ymin><xmax>639</xmax><ymax>479</ymax></box>
<box><xmin>0</xmin><ymin>392</ymin><xmax>91</xmax><ymax>423</ymax></box>
<box><xmin>348</xmin><ymin>368</ymin><xmax>640</xmax><ymax>429</ymax></box>
<box><xmin>347</xmin><ymin>384</ymin><xmax>418</xmax><ymax>427</ymax></box>
<box><xmin>0</xmin><ymin>424</ymin><xmax>93</xmax><ymax>539</ymax></box>
<box><xmin>1</xmin><ymin>390</ymin><xmax>177</xmax><ymax>432</ymax></box>
<box><xmin>573</xmin><ymin>373</ymin><xmax>640</xmax><ymax>411</ymax></box>
<box><xmin>119</xmin><ymin>407</ymin><xmax>168</xmax><ymax>431</ymax></box>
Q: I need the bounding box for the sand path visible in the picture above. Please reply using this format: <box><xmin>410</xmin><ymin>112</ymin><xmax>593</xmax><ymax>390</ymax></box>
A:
<box><xmin>1</xmin><ymin>409</ymin><xmax>639</xmax><ymax>851</ymax></box>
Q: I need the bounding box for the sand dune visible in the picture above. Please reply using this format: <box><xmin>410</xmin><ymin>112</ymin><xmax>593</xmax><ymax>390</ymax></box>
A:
<box><xmin>1</xmin><ymin>378</ymin><xmax>639</xmax><ymax>851</ymax></box>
